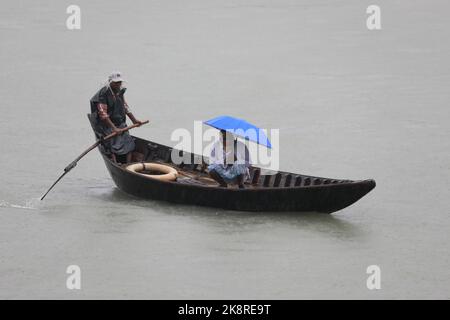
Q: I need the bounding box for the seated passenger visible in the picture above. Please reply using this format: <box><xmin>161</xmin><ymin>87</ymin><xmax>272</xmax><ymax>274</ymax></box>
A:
<box><xmin>208</xmin><ymin>130</ymin><xmax>251</xmax><ymax>189</ymax></box>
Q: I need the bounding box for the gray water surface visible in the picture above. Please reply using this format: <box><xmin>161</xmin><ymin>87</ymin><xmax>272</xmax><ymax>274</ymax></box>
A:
<box><xmin>0</xmin><ymin>0</ymin><xmax>449</xmax><ymax>299</ymax></box>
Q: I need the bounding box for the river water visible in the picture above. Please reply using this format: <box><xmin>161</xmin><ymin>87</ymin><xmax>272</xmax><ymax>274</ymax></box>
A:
<box><xmin>0</xmin><ymin>0</ymin><xmax>449</xmax><ymax>299</ymax></box>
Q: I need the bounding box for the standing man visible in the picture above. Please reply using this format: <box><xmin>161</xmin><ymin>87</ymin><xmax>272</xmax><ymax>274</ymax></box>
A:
<box><xmin>90</xmin><ymin>71</ymin><xmax>143</xmax><ymax>163</ymax></box>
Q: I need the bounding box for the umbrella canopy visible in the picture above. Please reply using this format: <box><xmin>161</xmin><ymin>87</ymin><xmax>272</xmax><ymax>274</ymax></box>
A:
<box><xmin>203</xmin><ymin>115</ymin><xmax>272</xmax><ymax>148</ymax></box>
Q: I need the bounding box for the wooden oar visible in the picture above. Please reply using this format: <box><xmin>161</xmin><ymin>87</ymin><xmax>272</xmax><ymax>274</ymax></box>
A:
<box><xmin>40</xmin><ymin>120</ymin><xmax>149</xmax><ymax>200</ymax></box>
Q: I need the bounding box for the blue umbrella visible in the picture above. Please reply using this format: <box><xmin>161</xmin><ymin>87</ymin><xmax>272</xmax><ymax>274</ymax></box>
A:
<box><xmin>204</xmin><ymin>115</ymin><xmax>272</xmax><ymax>148</ymax></box>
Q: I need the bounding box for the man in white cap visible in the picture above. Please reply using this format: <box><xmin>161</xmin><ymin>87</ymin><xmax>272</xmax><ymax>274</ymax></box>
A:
<box><xmin>90</xmin><ymin>71</ymin><xmax>143</xmax><ymax>163</ymax></box>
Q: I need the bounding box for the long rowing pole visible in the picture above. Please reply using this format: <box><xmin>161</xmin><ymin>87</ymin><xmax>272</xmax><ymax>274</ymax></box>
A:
<box><xmin>40</xmin><ymin>120</ymin><xmax>149</xmax><ymax>200</ymax></box>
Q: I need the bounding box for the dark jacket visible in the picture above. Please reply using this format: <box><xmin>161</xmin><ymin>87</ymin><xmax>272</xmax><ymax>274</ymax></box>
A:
<box><xmin>90</xmin><ymin>86</ymin><xmax>129</xmax><ymax>127</ymax></box>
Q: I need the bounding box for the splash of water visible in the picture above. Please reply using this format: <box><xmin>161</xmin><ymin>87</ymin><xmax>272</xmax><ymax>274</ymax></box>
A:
<box><xmin>0</xmin><ymin>198</ymin><xmax>41</xmax><ymax>210</ymax></box>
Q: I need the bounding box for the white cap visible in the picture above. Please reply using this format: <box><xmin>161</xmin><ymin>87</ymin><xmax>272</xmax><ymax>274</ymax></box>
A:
<box><xmin>108</xmin><ymin>71</ymin><xmax>125</xmax><ymax>83</ymax></box>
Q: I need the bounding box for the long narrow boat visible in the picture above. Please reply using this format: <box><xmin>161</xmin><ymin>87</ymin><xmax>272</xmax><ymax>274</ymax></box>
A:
<box><xmin>88</xmin><ymin>115</ymin><xmax>375</xmax><ymax>213</ymax></box>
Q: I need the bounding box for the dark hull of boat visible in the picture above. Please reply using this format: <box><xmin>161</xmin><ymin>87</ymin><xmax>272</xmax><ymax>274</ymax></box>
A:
<box><xmin>99</xmin><ymin>137</ymin><xmax>376</xmax><ymax>213</ymax></box>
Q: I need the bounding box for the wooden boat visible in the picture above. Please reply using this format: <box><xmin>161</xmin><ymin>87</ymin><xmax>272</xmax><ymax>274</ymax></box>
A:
<box><xmin>88</xmin><ymin>116</ymin><xmax>375</xmax><ymax>213</ymax></box>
